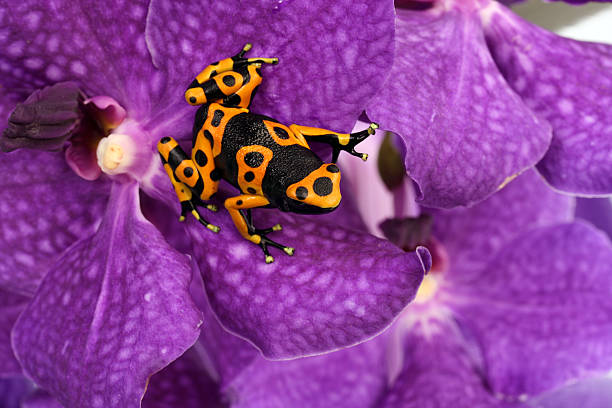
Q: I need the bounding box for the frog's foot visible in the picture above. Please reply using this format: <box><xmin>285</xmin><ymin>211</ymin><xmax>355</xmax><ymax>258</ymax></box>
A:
<box><xmin>252</xmin><ymin>232</ymin><xmax>295</xmax><ymax>264</ymax></box>
<box><xmin>247</xmin><ymin>223</ymin><xmax>294</xmax><ymax>263</ymax></box>
<box><xmin>234</xmin><ymin>43</ymin><xmax>279</xmax><ymax>66</ymax></box>
<box><xmin>331</xmin><ymin>122</ymin><xmax>378</xmax><ymax>162</ymax></box>
<box><xmin>179</xmin><ymin>201</ymin><xmax>220</xmax><ymax>233</ymax></box>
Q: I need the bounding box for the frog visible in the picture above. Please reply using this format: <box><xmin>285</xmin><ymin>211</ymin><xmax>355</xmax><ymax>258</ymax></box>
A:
<box><xmin>157</xmin><ymin>44</ymin><xmax>378</xmax><ymax>263</ymax></box>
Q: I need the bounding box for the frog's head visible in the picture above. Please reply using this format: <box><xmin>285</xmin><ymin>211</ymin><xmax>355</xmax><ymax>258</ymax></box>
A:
<box><xmin>285</xmin><ymin>163</ymin><xmax>341</xmax><ymax>213</ymax></box>
<box><xmin>185</xmin><ymin>79</ymin><xmax>207</xmax><ymax>106</ymax></box>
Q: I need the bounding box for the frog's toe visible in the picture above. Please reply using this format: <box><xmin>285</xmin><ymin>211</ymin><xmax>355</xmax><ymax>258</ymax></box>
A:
<box><xmin>256</xmin><ymin>234</ymin><xmax>294</xmax><ymax>264</ymax></box>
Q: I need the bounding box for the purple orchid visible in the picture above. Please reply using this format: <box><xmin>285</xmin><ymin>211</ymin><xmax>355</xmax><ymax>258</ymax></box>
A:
<box><xmin>2</xmin><ymin>0</ymin><xmax>612</xmax><ymax>407</ymax></box>
<box><xmin>133</xmin><ymin>167</ymin><xmax>612</xmax><ymax>408</ymax></box>
<box><xmin>0</xmin><ymin>0</ymin><xmax>434</xmax><ymax>407</ymax></box>
<box><xmin>367</xmin><ymin>0</ymin><xmax>612</xmax><ymax>207</ymax></box>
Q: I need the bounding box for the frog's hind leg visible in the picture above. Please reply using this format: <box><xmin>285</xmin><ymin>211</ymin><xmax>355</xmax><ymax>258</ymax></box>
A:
<box><xmin>225</xmin><ymin>195</ymin><xmax>294</xmax><ymax>264</ymax></box>
<box><xmin>289</xmin><ymin>122</ymin><xmax>379</xmax><ymax>163</ymax></box>
<box><xmin>157</xmin><ymin>136</ymin><xmax>219</xmax><ymax>232</ymax></box>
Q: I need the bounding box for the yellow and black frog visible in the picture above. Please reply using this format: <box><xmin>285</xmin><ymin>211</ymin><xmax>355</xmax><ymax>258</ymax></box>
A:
<box><xmin>158</xmin><ymin>44</ymin><xmax>378</xmax><ymax>263</ymax></box>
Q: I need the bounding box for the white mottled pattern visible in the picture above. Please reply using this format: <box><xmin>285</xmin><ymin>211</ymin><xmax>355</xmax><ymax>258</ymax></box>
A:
<box><xmin>484</xmin><ymin>5</ymin><xmax>612</xmax><ymax>195</ymax></box>
<box><xmin>145</xmin><ymin>0</ymin><xmax>395</xmax><ymax>132</ymax></box>
<box><xmin>367</xmin><ymin>6</ymin><xmax>551</xmax><ymax>208</ymax></box>
<box><xmin>184</xmin><ymin>186</ymin><xmax>429</xmax><ymax>359</ymax></box>
<box><xmin>0</xmin><ymin>150</ymin><xmax>109</xmax><ymax>296</ymax></box>
<box><xmin>12</xmin><ymin>182</ymin><xmax>202</xmax><ymax>408</ymax></box>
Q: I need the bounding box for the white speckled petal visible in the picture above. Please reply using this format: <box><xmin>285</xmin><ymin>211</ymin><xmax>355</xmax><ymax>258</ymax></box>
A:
<box><xmin>446</xmin><ymin>223</ymin><xmax>612</xmax><ymax>397</ymax></box>
<box><xmin>0</xmin><ymin>0</ymin><xmax>168</xmax><ymax>119</ymax></box>
<box><xmin>366</xmin><ymin>6</ymin><xmax>551</xmax><ymax>208</ymax></box>
<box><xmin>227</xmin><ymin>336</ymin><xmax>387</xmax><ymax>408</ymax></box>
<box><xmin>429</xmin><ymin>170</ymin><xmax>574</xmax><ymax>282</ymax></box>
<box><xmin>184</xmin><ymin>194</ymin><xmax>429</xmax><ymax>359</ymax></box>
<box><xmin>0</xmin><ymin>150</ymin><xmax>109</xmax><ymax>296</ymax></box>
<box><xmin>12</xmin><ymin>182</ymin><xmax>202</xmax><ymax>408</ymax></box>
<box><xmin>483</xmin><ymin>3</ymin><xmax>612</xmax><ymax>195</ymax></box>
<box><xmin>145</xmin><ymin>0</ymin><xmax>395</xmax><ymax>131</ymax></box>
<box><xmin>0</xmin><ymin>289</ymin><xmax>29</xmax><ymax>376</ymax></box>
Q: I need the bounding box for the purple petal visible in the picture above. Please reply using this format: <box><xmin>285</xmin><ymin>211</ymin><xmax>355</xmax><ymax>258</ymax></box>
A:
<box><xmin>430</xmin><ymin>170</ymin><xmax>574</xmax><ymax>280</ymax></box>
<box><xmin>366</xmin><ymin>6</ymin><xmax>551</xmax><ymax>208</ymax></box>
<box><xmin>227</xmin><ymin>337</ymin><xmax>387</xmax><ymax>408</ymax></box>
<box><xmin>576</xmin><ymin>197</ymin><xmax>612</xmax><ymax>238</ymax></box>
<box><xmin>184</xmin><ymin>192</ymin><xmax>429</xmax><ymax>359</ymax></box>
<box><xmin>12</xmin><ymin>182</ymin><xmax>202</xmax><ymax>408</ymax></box>
<box><xmin>0</xmin><ymin>150</ymin><xmax>109</xmax><ymax>295</ymax></box>
<box><xmin>0</xmin><ymin>377</ymin><xmax>34</xmax><ymax>408</ymax></box>
<box><xmin>381</xmin><ymin>318</ymin><xmax>514</xmax><ymax>408</ymax></box>
<box><xmin>483</xmin><ymin>3</ymin><xmax>612</xmax><ymax>195</ymax></box>
<box><xmin>195</xmin><ymin>276</ymin><xmax>259</xmax><ymax>387</ymax></box>
<box><xmin>142</xmin><ymin>346</ymin><xmax>223</xmax><ymax>408</ymax></box>
<box><xmin>21</xmin><ymin>390</ymin><xmax>64</xmax><ymax>408</ymax></box>
<box><xmin>145</xmin><ymin>0</ymin><xmax>395</xmax><ymax>131</ymax></box>
<box><xmin>0</xmin><ymin>289</ymin><xmax>28</xmax><ymax>376</ymax></box>
<box><xmin>0</xmin><ymin>0</ymin><xmax>164</xmax><ymax>118</ymax></box>
<box><xmin>446</xmin><ymin>222</ymin><xmax>612</xmax><ymax>397</ymax></box>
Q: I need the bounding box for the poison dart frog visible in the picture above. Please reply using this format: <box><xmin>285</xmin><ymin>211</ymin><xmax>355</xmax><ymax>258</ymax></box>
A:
<box><xmin>157</xmin><ymin>44</ymin><xmax>378</xmax><ymax>263</ymax></box>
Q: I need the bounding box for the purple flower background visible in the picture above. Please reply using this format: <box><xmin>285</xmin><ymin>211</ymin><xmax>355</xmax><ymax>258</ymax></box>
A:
<box><xmin>1</xmin><ymin>0</ymin><xmax>612</xmax><ymax>407</ymax></box>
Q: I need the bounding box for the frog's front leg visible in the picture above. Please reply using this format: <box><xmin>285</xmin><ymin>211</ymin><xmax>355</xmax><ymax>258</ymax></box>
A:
<box><xmin>290</xmin><ymin>122</ymin><xmax>379</xmax><ymax>163</ymax></box>
<box><xmin>186</xmin><ymin>43</ymin><xmax>278</xmax><ymax>107</ymax></box>
<box><xmin>157</xmin><ymin>136</ymin><xmax>220</xmax><ymax>232</ymax></box>
<box><xmin>225</xmin><ymin>195</ymin><xmax>294</xmax><ymax>264</ymax></box>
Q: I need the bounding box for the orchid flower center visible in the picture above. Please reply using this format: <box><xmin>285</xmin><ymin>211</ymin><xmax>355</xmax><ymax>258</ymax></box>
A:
<box><xmin>96</xmin><ymin>133</ymin><xmax>132</xmax><ymax>174</ymax></box>
<box><xmin>94</xmin><ymin>121</ymin><xmax>155</xmax><ymax>181</ymax></box>
<box><xmin>414</xmin><ymin>274</ymin><xmax>439</xmax><ymax>304</ymax></box>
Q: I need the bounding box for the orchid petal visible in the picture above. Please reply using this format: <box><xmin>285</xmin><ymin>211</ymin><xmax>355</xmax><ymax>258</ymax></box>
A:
<box><xmin>0</xmin><ymin>289</ymin><xmax>28</xmax><ymax>376</ymax></box>
<box><xmin>430</xmin><ymin>170</ymin><xmax>574</xmax><ymax>281</ymax></box>
<box><xmin>145</xmin><ymin>0</ymin><xmax>395</xmax><ymax>131</ymax></box>
<box><xmin>366</xmin><ymin>6</ymin><xmax>551</xmax><ymax>208</ymax></box>
<box><xmin>446</xmin><ymin>223</ymin><xmax>612</xmax><ymax>397</ymax></box>
<box><xmin>0</xmin><ymin>0</ymin><xmax>168</xmax><ymax>119</ymax></box>
<box><xmin>142</xmin><ymin>346</ymin><xmax>223</xmax><ymax>408</ymax></box>
<box><xmin>227</xmin><ymin>338</ymin><xmax>387</xmax><ymax>408</ymax></box>
<box><xmin>196</xmin><ymin>279</ymin><xmax>259</xmax><ymax>387</ymax></box>
<box><xmin>381</xmin><ymin>318</ymin><xmax>519</xmax><ymax>408</ymax></box>
<box><xmin>12</xmin><ymin>182</ymin><xmax>202</xmax><ymax>408</ymax></box>
<box><xmin>184</xmin><ymin>191</ymin><xmax>429</xmax><ymax>359</ymax></box>
<box><xmin>0</xmin><ymin>150</ymin><xmax>109</xmax><ymax>295</ymax></box>
<box><xmin>483</xmin><ymin>3</ymin><xmax>612</xmax><ymax>195</ymax></box>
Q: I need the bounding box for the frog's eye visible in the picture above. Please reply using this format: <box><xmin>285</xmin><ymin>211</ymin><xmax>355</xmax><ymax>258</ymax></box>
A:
<box><xmin>185</xmin><ymin>86</ymin><xmax>206</xmax><ymax>105</ymax></box>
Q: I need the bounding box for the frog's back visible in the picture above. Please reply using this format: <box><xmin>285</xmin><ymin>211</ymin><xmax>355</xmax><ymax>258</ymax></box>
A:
<box><xmin>213</xmin><ymin>110</ymin><xmax>323</xmax><ymax>206</ymax></box>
